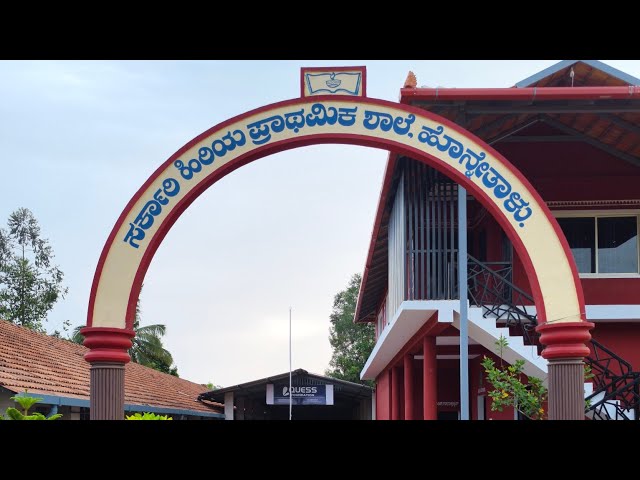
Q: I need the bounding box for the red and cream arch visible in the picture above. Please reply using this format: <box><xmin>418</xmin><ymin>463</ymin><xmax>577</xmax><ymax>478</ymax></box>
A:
<box><xmin>83</xmin><ymin>67</ymin><xmax>592</xmax><ymax>419</ymax></box>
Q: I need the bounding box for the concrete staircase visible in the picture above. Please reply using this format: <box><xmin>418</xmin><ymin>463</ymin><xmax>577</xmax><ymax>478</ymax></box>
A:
<box><xmin>453</xmin><ymin>306</ymin><xmax>548</xmax><ymax>384</ymax></box>
<box><xmin>454</xmin><ymin>306</ymin><xmax>635</xmax><ymax>419</ymax></box>
<box><xmin>462</xmin><ymin>254</ymin><xmax>638</xmax><ymax>420</ymax></box>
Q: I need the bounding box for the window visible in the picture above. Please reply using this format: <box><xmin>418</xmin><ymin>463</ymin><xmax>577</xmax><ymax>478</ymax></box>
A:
<box><xmin>556</xmin><ymin>213</ymin><xmax>639</xmax><ymax>275</ymax></box>
<box><xmin>597</xmin><ymin>217</ymin><xmax>638</xmax><ymax>273</ymax></box>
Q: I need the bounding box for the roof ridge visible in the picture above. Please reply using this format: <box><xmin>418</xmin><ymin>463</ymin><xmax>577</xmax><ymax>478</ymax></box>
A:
<box><xmin>515</xmin><ymin>60</ymin><xmax>640</xmax><ymax>88</ymax></box>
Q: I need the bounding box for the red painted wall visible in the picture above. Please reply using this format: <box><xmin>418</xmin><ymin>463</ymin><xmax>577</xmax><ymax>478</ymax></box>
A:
<box><xmin>437</xmin><ymin>360</ymin><xmax>460</xmax><ymax>415</ymax></box>
<box><xmin>470</xmin><ymin>357</ymin><xmax>482</xmax><ymax>420</ymax></box>
<box><xmin>582</xmin><ymin>279</ymin><xmax>640</xmax><ymax>305</ymax></box>
<box><xmin>495</xmin><ymin>135</ymin><xmax>640</xmax><ymax>198</ymax></box>
<box><xmin>435</xmin><ymin>355</ymin><xmax>521</xmax><ymax>420</ymax></box>
<box><xmin>590</xmin><ymin>323</ymin><xmax>640</xmax><ymax>372</ymax></box>
<box><xmin>494</xmin><ymin>138</ymin><xmax>640</xmax><ymax>305</ymax></box>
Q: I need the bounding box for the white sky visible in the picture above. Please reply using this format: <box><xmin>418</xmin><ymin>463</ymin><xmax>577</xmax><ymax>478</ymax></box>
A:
<box><xmin>1</xmin><ymin>60</ymin><xmax>639</xmax><ymax>387</ymax></box>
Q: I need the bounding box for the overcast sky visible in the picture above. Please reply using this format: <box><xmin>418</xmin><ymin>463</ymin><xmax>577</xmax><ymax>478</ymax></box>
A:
<box><xmin>1</xmin><ymin>60</ymin><xmax>639</xmax><ymax>387</ymax></box>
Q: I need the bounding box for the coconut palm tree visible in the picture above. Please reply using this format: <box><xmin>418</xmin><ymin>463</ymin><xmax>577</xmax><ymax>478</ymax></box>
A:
<box><xmin>70</xmin><ymin>293</ymin><xmax>178</xmax><ymax>376</ymax></box>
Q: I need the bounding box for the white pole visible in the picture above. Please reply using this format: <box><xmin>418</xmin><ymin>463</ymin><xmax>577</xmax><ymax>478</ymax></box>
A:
<box><xmin>289</xmin><ymin>306</ymin><xmax>292</xmax><ymax>421</ymax></box>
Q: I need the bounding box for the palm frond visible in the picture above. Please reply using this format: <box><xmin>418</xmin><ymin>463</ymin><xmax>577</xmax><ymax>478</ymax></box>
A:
<box><xmin>70</xmin><ymin>325</ymin><xmax>84</xmax><ymax>344</ymax></box>
<box><xmin>131</xmin><ymin>333</ymin><xmax>173</xmax><ymax>366</ymax></box>
<box><xmin>136</xmin><ymin>323</ymin><xmax>166</xmax><ymax>337</ymax></box>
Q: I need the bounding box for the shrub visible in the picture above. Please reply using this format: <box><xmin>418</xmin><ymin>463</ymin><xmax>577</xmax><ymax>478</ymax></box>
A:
<box><xmin>481</xmin><ymin>335</ymin><xmax>547</xmax><ymax>420</ymax></box>
<box><xmin>1</xmin><ymin>391</ymin><xmax>63</xmax><ymax>420</ymax></box>
<box><xmin>125</xmin><ymin>412</ymin><xmax>172</xmax><ymax>420</ymax></box>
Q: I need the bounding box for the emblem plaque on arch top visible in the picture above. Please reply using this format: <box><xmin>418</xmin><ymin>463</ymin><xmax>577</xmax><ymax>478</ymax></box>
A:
<box><xmin>301</xmin><ymin>66</ymin><xmax>366</xmax><ymax>97</ymax></box>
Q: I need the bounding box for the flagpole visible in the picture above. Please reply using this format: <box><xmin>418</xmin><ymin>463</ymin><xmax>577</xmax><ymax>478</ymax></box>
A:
<box><xmin>289</xmin><ymin>306</ymin><xmax>292</xmax><ymax>421</ymax></box>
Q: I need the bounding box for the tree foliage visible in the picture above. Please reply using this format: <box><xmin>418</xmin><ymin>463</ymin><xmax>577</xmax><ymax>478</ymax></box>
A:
<box><xmin>72</xmin><ymin>289</ymin><xmax>178</xmax><ymax>376</ymax></box>
<box><xmin>0</xmin><ymin>208</ymin><xmax>67</xmax><ymax>332</ymax></box>
<box><xmin>481</xmin><ymin>335</ymin><xmax>547</xmax><ymax>420</ymax></box>
<box><xmin>325</xmin><ymin>273</ymin><xmax>375</xmax><ymax>386</ymax></box>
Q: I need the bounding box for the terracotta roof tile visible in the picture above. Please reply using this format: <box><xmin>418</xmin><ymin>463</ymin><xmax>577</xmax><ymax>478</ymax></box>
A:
<box><xmin>0</xmin><ymin>320</ymin><xmax>222</xmax><ymax>415</ymax></box>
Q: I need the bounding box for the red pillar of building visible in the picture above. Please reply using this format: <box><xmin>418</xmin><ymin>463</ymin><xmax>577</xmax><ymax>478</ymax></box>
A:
<box><xmin>391</xmin><ymin>366</ymin><xmax>402</xmax><ymax>420</ymax></box>
<box><xmin>423</xmin><ymin>336</ymin><xmax>438</xmax><ymax>420</ymax></box>
<box><xmin>469</xmin><ymin>358</ymin><xmax>479</xmax><ymax>420</ymax></box>
<box><xmin>404</xmin><ymin>353</ymin><xmax>415</xmax><ymax>420</ymax></box>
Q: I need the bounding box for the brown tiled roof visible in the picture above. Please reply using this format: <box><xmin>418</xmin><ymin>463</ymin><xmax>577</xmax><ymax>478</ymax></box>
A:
<box><xmin>0</xmin><ymin>320</ymin><xmax>222</xmax><ymax>415</ymax></box>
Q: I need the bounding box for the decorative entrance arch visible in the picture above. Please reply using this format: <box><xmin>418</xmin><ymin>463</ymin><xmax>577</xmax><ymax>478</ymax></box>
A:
<box><xmin>83</xmin><ymin>67</ymin><xmax>593</xmax><ymax>419</ymax></box>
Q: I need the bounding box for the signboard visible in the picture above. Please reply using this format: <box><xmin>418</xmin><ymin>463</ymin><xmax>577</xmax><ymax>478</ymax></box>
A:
<box><xmin>301</xmin><ymin>66</ymin><xmax>366</xmax><ymax>97</ymax></box>
<box><xmin>266</xmin><ymin>383</ymin><xmax>334</xmax><ymax>406</ymax></box>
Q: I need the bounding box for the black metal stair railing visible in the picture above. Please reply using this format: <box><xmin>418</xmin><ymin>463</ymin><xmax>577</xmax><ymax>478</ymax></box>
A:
<box><xmin>587</xmin><ymin>377</ymin><xmax>640</xmax><ymax>420</ymax></box>
<box><xmin>466</xmin><ymin>254</ymin><xmax>538</xmax><ymax>345</ymax></box>
<box><xmin>585</xmin><ymin>339</ymin><xmax>632</xmax><ymax>392</ymax></box>
<box><xmin>584</xmin><ymin>339</ymin><xmax>640</xmax><ymax>420</ymax></box>
<box><xmin>465</xmin><ymin>254</ymin><xmax>640</xmax><ymax>420</ymax></box>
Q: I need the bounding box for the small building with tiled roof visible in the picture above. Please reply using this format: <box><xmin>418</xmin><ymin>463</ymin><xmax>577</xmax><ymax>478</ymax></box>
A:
<box><xmin>0</xmin><ymin>320</ymin><xmax>224</xmax><ymax>420</ymax></box>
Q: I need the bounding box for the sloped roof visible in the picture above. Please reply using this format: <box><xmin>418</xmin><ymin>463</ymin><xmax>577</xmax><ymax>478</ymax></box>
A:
<box><xmin>0</xmin><ymin>320</ymin><xmax>222</xmax><ymax>415</ymax></box>
<box><xmin>199</xmin><ymin>368</ymin><xmax>372</xmax><ymax>404</ymax></box>
<box><xmin>515</xmin><ymin>60</ymin><xmax>640</xmax><ymax>88</ymax></box>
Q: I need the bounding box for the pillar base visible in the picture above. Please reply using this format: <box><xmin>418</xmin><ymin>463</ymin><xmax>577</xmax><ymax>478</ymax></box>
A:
<box><xmin>90</xmin><ymin>362</ymin><xmax>126</xmax><ymax>420</ymax></box>
<box><xmin>81</xmin><ymin>327</ymin><xmax>135</xmax><ymax>420</ymax></box>
<box><xmin>537</xmin><ymin>321</ymin><xmax>594</xmax><ymax>420</ymax></box>
<box><xmin>546</xmin><ymin>358</ymin><xmax>586</xmax><ymax>420</ymax></box>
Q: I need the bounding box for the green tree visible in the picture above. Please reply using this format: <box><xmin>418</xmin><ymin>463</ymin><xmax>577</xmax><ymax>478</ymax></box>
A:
<box><xmin>481</xmin><ymin>335</ymin><xmax>547</xmax><ymax>420</ymax></box>
<box><xmin>72</xmin><ymin>292</ymin><xmax>179</xmax><ymax>377</ymax></box>
<box><xmin>0</xmin><ymin>208</ymin><xmax>67</xmax><ymax>332</ymax></box>
<box><xmin>205</xmin><ymin>382</ymin><xmax>222</xmax><ymax>390</ymax></box>
<box><xmin>325</xmin><ymin>273</ymin><xmax>375</xmax><ymax>386</ymax></box>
